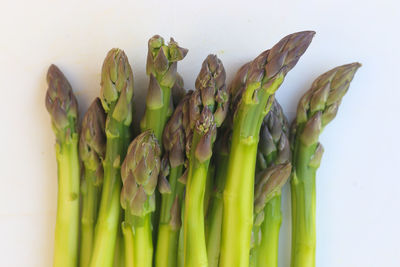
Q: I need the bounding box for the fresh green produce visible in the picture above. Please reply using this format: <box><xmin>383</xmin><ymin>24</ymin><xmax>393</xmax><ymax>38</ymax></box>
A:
<box><xmin>89</xmin><ymin>48</ymin><xmax>134</xmax><ymax>267</ymax></box>
<box><xmin>219</xmin><ymin>31</ymin><xmax>315</xmax><ymax>267</ymax></box>
<box><xmin>183</xmin><ymin>54</ymin><xmax>229</xmax><ymax>267</ymax></box>
<box><xmin>155</xmin><ymin>91</ymin><xmax>192</xmax><ymax>267</ymax></box>
<box><xmin>45</xmin><ymin>65</ymin><xmax>80</xmax><ymax>267</ymax></box>
<box><xmin>79</xmin><ymin>98</ymin><xmax>106</xmax><ymax>267</ymax></box>
<box><xmin>120</xmin><ymin>130</ymin><xmax>161</xmax><ymax>267</ymax></box>
<box><xmin>290</xmin><ymin>63</ymin><xmax>361</xmax><ymax>267</ymax></box>
<box><xmin>250</xmin><ymin>100</ymin><xmax>292</xmax><ymax>267</ymax></box>
<box><xmin>44</xmin><ymin>31</ymin><xmax>361</xmax><ymax>267</ymax></box>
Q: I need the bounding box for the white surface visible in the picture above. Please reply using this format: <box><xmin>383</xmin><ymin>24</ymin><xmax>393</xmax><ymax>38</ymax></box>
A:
<box><xmin>0</xmin><ymin>0</ymin><xmax>399</xmax><ymax>266</ymax></box>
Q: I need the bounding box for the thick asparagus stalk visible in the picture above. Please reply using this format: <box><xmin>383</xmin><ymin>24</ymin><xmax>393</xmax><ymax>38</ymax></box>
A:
<box><xmin>205</xmin><ymin>61</ymin><xmax>251</xmax><ymax>267</ymax></box>
<box><xmin>155</xmin><ymin>91</ymin><xmax>192</xmax><ymax>267</ymax></box>
<box><xmin>290</xmin><ymin>63</ymin><xmax>361</xmax><ymax>267</ymax></box>
<box><xmin>219</xmin><ymin>31</ymin><xmax>315</xmax><ymax>267</ymax></box>
<box><xmin>45</xmin><ymin>65</ymin><xmax>80</xmax><ymax>267</ymax></box>
<box><xmin>183</xmin><ymin>55</ymin><xmax>229</xmax><ymax>267</ymax></box>
<box><xmin>140</xmin><ymin>35</ymin><xmax>188</xmax><ymax>142</ymax></box>
<box><xmin>120</xmin><ymin>130</ymin><xmax>161</xmax><ymax>267</ymax></box>
<box><xmin>89</xmin><ymin>49</ymin><xmax>134</xmax><ymax>267</ymax></box>
<box><xmin>79</xmin><ymin>98</ymin><xmax>106</xmax><ymax>267</ymax></box>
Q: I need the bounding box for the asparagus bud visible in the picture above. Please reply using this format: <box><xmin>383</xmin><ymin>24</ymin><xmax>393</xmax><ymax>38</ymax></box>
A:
<box><xmin>121</xmin><ymin>130</ymin><xmax>161</xmax><ymax>217</ymax></box>
<box><xmin>79</xmin><ymin>98</ymin><xmax>106</xmax><ymax>184</ymax></box>
<box><xmin>45</xmin><ymin>64</ymin><xmax>79</xmax><ymax>142</ymax></box>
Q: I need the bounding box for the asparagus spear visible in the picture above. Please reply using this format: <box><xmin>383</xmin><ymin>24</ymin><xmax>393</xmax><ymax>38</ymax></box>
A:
<box><xmin>183</xmin><ymin>55</ymin><xmax>229</xmax><ymax>267</ymax></box>
<box><xmin>45</xmin><ymin>64</ymin><xmax>80</xmax><ymax>267</ymax></box>
<box><xmin>89</xmin><ymin>49</ymin><xmax>134</xmax><ymax>267</ymax></box>
<box><xmin>120</xmin><ymin>130</ymin><xmax>161</xmax><ymax>267</ymax></box>
<box><xmin>219</xmin><ymin>31</ymin><xmax>315</xmax><ymax>267</ymax></box>
<box><xmin>141</xmin><ymin>35</ymin><xmax>188</xmax><ymax>246</ymax></box>
<box><xmin>79</xmin><ymin>98</ymin><xmax>106</xmax><ymax>267</ymax></box>
<box><xmin>140</xmin><ymin>35</ymin><xmax>188</xmax><ymax>142</ymax></box>
<box><xmin>155</xmin><ymin>91</ymin><xmax>192</xmax><ymax>267</ymax></box>
<box><xmin>250</xmin><ymin>100</ymin><xmax>292</xmax><ymax>267</ymax></box>
<box><xmin>204</xmin><ymin>61</ymin><xmax>250</xmax><ymax>267</ymax></box>
<box><xmin>290</xmin><ymin>63</ymin><xmax>361</xmax><ymax>267</ymax></box>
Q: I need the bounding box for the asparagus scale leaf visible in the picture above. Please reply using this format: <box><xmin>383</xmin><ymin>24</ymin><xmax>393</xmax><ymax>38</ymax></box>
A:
<box><xmin>79</xmin><ymin>98</ymin><xmax>106</xmax><ymax>267</ymax></box>
<box><xmin>89</xmin><ymin>48</ymin><xmax>134</xmax><ymax>267</ymax></box>
<box><xmin>290</xmin><ymin>63</ymin><xmax>361</xmax><ymax>267</ymax></box>
<box><xmin>45</xmin><ymin>64</ymin><xmax>80</xmax><ymax>267</ymax></box>
<box><xmin>220</xmin><ymin>31</ymin><xmax>315</xmax><ymax>267</ymax></box>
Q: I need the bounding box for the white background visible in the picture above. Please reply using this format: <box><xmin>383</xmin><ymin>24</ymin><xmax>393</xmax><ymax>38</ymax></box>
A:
<box><xmin>0</xmin><ymin>0</ymin><xmax>399</xmax><ymax>266</ymax></box>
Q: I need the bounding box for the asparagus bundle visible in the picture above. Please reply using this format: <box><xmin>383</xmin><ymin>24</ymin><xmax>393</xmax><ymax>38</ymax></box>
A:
<box><xmin>220</xmin><ymin>31</ymin><xmax>315</xmax><ymax>267</ymax></box>
<box><xmin>89</xmin><ymin>49</ymin><xmax>134</xmax><ymax>267</ymax></box>
<box><xmin>45</xmin><ymin>65</ymin><xmax>80</xmax><ymax>267</ymax></box>
<box><xmin>250</xmin><ymin>100</ymin><xmax>292</xmax><ymax>267</ymax></box>
<box><xmin>43</xmin><ymin>31</ymin><xmax>361</xmax><ymax>267</ymax></box>
<box><xmin>184</xmin><ymin>54</ymin><xmax>229</xmax><ymax>267</ymax></box>
<box><xmin>290</xmin><ymin>63</ymin><xmax>361</xmax><ymax>267</ymax></box>
<box><xmin>79</xmin><ymin>98</ymin><xmax>106</xmax><ymax>267</ymax></box>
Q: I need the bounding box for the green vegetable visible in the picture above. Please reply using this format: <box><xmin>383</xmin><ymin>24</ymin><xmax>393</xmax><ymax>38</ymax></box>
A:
<box><xmin>45</xmin><ymin>64</ymin><xmax>80</xmax><ymax>267</ymax></box>
<box><xmin>79</xmin><ymin>98</ymin><xmax>106</xmax><ymax>267</ymax></box>
<box><xmin>250</xmin><ymin>100</ymin><xmax>292</xmax><ymax>267</ymax></box>
<box><xmin>219</xmin><ymin>31</ymin><xmax>315</xmax><ymax>267</ymax></box>
<box><xmin>155</xmin><ymin>91</ymin><xmax>192</xmax><ymax>267</ymax></box>
<box><xmin>120</xmin><ymin>130</ymin><xmax>162</xmax><ymax>267</ymax></box>
<box><xmin>89</xmin><ymin>49</ymin><xmax>134</xmax><ymax>267</ymax></box>
<box><xmin>183</xmin><ymin>55</ymin><xmax>229</xmax><ymax>267</ymax></box>
<box><xmin>290</xmin><ymin>63</ymin><xmax>361</xmax><ymax>267</ymax></box>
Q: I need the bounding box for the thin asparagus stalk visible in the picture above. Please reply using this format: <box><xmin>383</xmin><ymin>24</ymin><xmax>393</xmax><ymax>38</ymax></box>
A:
<box><xmin>155</xmin><ymin>91</ymin><xmax>192</xmax><ymax>267</ymax></box>
<box><xmin>205</xmin><ymin>124</ymin><xmax>230</xmax><ymax>267</ymax></box>
<box><xmin>79</xmin><ymin>98</ymin><xmax>106</xmax><ymax>267</ymax></box>
<box><xmin>290</xmin><ymin>63</ymin><xmax>361</xmax><ymax>267</ymax></box>
<box><xmin>120</xmin><ymin>130</ymin><xmax>162</xmax><ymax>267</ymax></box>
<box><xmin>249</xmin><ymin>99</ymin><xmax>291</xmax><ymax>267</ymax></box>
<box><xmin>45</xmin><ymin>64</ymin><xmax>80</xmax><ymax>267</ymax></box>
<box><xmin>183</xmin><ymin>55</ymin><xmax>229</xmax><ymax>267</ymax></box>
<box><xmin>89</xmin><ymin>49</ymin><xmax>134</xmax><ymax>267</ymax></box>
<box><xmin>219</xmin><ymin>31</ymin><xmax>315</xmax><ymax>267</ymax></box>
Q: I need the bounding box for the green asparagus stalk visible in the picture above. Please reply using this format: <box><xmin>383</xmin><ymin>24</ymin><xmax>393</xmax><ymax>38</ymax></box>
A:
<box><xmin>250</xmin><ymin>100</ymin><xmax>292</xmax><ymax>267</ymax></box>
<box><xmin>205</xmin><ymin>61</ymin><xmax>253</xmax><ymax>267</ymax></box>
<box><xmin>140</xmin><ymin>35</ymin><xmax>188</xmax><ymax>142</ymax></box>
<box><xmin>290</xmin><ymin>63</ymin><xmax>361</xmax><ymax>267</ymax></box>
<box><xmin>120</xmin><ymin>130</ymin><xmax>161</xmax><ymax>267</ymax></box>
<box><xmin>79</xmin><ymin>98</ymin><xmax>106</xmax><ymax>267</ymax></box>
<box><xmin>89</xmin><ymin>49</ymin><xmax>134</xmax><ymax>267</ymax></box>
<box><xmin>219</xmin><ymin>31</ymin><xmax>315</xmax><ymax>267</ymax></box>
<box><xmin>183</xmin><ymin>55</ymin><xmax>229</xmax><ymax>267</ymax></box>
<box><xmin>155</xmin><ymin>91</ymin><xmax>192</xmax><ymax>267</ymax></box>
<box><xmin>45</xmin><ymin>64</ymin><xmax>80</xmax><ymax>267</ymax></box>
<box><xmin>205</xmin><ymin>124</ymin><xmax>231</xmax><ymax>267</ymax></box>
